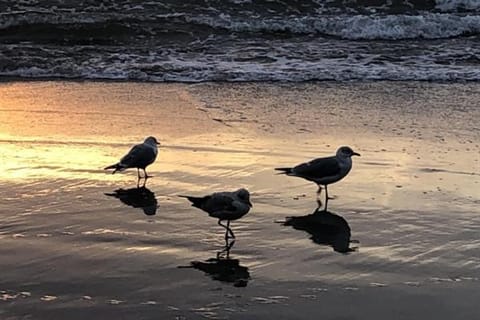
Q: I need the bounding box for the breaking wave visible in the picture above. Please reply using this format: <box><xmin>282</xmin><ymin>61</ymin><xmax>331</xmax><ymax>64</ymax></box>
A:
<box><xmin>0</xmin><ymin>0</ymin><xmax>479</xmax><ymax>82</ymax></box>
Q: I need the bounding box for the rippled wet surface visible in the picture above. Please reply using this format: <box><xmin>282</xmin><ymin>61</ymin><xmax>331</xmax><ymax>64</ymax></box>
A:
<box><xmin>1</xmin><ymin>82</ymin><xmax>479</xmax><ymax>319</ymax></box>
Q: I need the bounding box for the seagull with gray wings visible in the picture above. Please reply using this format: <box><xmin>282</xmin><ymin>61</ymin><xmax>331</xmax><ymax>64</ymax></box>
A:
<box><xmin>179</xmin><ymin>188</ymin><xmax>252</xmax><ymax>241</ymax></box>
<box><xmin>104</xmin><ymin>136</ymin><xmax>160</xmax><ymax>184</ymax></box>
<box><xmin>275</xmin><ymin>146</ymin><xmax>360</xmax><ymax>210</ymax></box>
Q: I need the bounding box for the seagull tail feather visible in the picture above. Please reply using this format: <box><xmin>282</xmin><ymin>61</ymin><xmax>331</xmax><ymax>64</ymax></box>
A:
<box><xmin>178</xmin><ymin>195</ymin><xmax>205</xmax><ymax>208</ymax></box>
<box><xmin>104</xmin><ymin>163</ymin><xmax>121</xmax><ymax>174</ymax></box>
<box><xmin>274</xmin><ymin>167</ymin><xmax>293</xmax><ymax>175</ymax></box>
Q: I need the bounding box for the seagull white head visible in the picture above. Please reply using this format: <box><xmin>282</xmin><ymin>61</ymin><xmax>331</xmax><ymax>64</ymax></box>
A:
<box><xmin>144</xmin><ymin>136</ymin><xmax>160</xmax><ymax>146</ymax></box>
<box><xmin>336</xmin><ymin>146</ymin><xmax>360</xmax><ymax>158</ymax></box>
<box><xmin>236</xmin><ymin>188</ymin><xmax>252</xmax><ymax>207</ymax></box>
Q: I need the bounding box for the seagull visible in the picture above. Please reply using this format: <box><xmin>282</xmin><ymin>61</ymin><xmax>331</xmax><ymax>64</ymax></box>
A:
<box><xmin>104</xmin><ymin>136</ymin><xmax>160</xmax><ymax>184</ymax></box>
<box><xmin>179</xmin><ymin>188</ymin><xmax>252</xmax><ymax>241</ymax></box>
<box><xmin>275</xmin><ymin>146</ymin><xmax>360</xmax><ymax>210</ymax></box>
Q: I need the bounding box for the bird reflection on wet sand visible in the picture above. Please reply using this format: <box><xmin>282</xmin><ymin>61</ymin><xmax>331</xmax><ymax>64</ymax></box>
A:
<box><xmin>180</xmin><ymin>240</ymin><xmax>250</xmax><ymax>287</ymax></box>
<box><xmin>104</xmin><ymin>186</ymin><xmax>158</xmax><ymax>216</ymax></box>
<box><xmin>283</xmin><ymin>207</ymin><xmax>358</xmax><ymax>253</ymax></box>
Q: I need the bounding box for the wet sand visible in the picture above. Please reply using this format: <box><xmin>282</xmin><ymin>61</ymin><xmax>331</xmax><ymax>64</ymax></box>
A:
<box><xmin>1</xmin><ymin>81</ymin><xmax>479</xmax><ymax>319</ymax></box>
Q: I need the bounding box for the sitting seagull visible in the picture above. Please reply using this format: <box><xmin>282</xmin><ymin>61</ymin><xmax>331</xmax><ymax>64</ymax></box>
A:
<box><xmin>275</xmin><ymin>146</ymin><xmax>360</xmax><ymax>210</ymax></box>
<box><xmin>104</xmin><ymin>136</ymin><xmax>160</xmax><ymax>183</ymax></box>
<box><xmin>179</xmin><ymin>188</ymin><xmax>252</xmax><ymax>241</ymax></box>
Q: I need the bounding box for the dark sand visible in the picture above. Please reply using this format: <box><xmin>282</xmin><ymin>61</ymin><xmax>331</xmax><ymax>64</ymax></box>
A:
<box><xmin>0</xmin><ymin>82</ymin><xmax>479</xmax><ymax>319</ymax></box>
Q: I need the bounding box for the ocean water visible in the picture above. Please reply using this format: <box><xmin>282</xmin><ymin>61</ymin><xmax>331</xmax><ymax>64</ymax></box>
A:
<box><xmin>0</xmin><ymin>0</ymin><xmax>479</xmax><ymax>82</ymax></box>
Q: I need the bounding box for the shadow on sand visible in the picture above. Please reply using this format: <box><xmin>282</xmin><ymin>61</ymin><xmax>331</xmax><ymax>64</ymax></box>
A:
<box><xmin>283</xmin><ymin>206</ymin><xmax>358</xmax><ymax>253</ymax></box>
<box><xmin>105</xmin><ymin>186</ymin><xmax>158</xmax><ymax>216</ymax></box>
<box><xmin>180</xmin><ymin>239</ymin><xmax>250</xmax><ymax>287</ymax></box>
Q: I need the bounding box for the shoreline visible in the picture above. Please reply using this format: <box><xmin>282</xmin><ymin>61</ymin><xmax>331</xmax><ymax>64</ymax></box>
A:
<box><xmin>2</xmin><ymin>76</ymin><xmax>480</xmax><ymax>84</ymax></box>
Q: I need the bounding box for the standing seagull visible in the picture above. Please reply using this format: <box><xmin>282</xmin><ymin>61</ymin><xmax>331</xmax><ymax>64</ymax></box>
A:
<box><xmin>179</xmin><ymin>188</ymin><xmax>252</xmax><ymax>241</ymax></box>
<box><xmin>275</xmin><ymin>146</ymin><xmax>360</xmax><ymax>210</ymax></box>
<box><xmin>104</xmin><ymin>136</ymin><xmax>160</xmax><ymax>185</ymax></box>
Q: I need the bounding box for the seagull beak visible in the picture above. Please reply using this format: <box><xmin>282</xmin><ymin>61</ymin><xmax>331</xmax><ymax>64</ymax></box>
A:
<box><xmin>352</xmin><ymin>152</ymin><xmax>360</xmax><ymax>157</ymax></box>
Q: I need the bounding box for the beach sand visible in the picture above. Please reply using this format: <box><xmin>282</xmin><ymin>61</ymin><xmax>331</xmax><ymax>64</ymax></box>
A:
<box><xmin>0</xmin><ymin>81</ymin><xmax>479</xmax><ymax>319</ymax></box>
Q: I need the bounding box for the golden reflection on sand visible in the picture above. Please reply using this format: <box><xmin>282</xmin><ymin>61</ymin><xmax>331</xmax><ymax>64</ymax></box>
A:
<box><xmin>1</xmin><ymin>82</ymin><xmax>478</xmax><ymax>209</ymax></box>
<box><xmin>0</xmin><ymin>141</ymin><xmax>113</xmax><ymax>181</ymax></box>
<box><xmin>0</xmin><ymin>82</ymin><xmax>242</xmax><ymax>182</ymax></box>
<box><xmin>0</xmin><ymin>82</ymin><xmax>224</xmax><ymax>139</ymax></box>
<box><xmin>0</xmin><ymin>137</ymin><xmax>264</xmax><ymax>182</ymax></box>
<box><xmin>0</xmin><ymin>83</ymin><xmax>274</xmax><ymax>183</ymax></box>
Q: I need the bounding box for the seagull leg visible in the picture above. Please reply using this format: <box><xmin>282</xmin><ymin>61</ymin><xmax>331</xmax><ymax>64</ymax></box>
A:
<box><xmin>136</xmin><ymin>169</ymin><xmax>142</xmax><ymax>188</ymax></box>
<box><xmin>325</xmin><ymin>185</ymin><xmax>335</xmax><ymax>200</ymax></box>
<box><xmin>324</xmin><ymin>185</ymin><xmax>336</xmax><ymax>211</ymax></box>
<box><xmin>136</xmin><ymin>169</ymin><xmax>143</xmax><ymax>188</ymax></box>
<box><xmin>144</xmin><ymin>168</ymin><xmax>153</xmax><ymax>179</ymax></box>
<box><xmin>316</xmin><ymin>185</ymin><xmax>322</xmax><ymax>197</ymax></box>
<box><xmin>226</xmin><ymin>220</ymin><xmax>235</xmax><ymax>239</ymax></box>
<box><xmin>218</xmin><ymin>220</ymin><xmax>229</xmax><ymax>241</ymax></box>
<box><xmin>316</xmin><ymin>185</ymin><xmax>323</xmax><ymax>208</ymax></box>
<box><xmin>142</xmin><ymin>169</ymin><xmax>149</xmax><ymax>187</ymax></box>
<box><xmin>324</xmin><ymin>185</ymin><xmax>329</xmax><ymax>211</ymax></box>
<box><xmin>218</xmin><ymin>220</ymin><xmax>236</xmax><ymax>241</ymax></box>
<box><xmin>135</xmin><ymin>169</ymin><xmax>149</xmax><ymax>187</ymax></box>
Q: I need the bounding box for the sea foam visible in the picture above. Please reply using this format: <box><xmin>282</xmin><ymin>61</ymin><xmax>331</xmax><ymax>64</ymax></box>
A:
<box><xmin>186</xmin><ymin>13</ymin><xmax>480</xmax><ymax>40</ymax></box>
